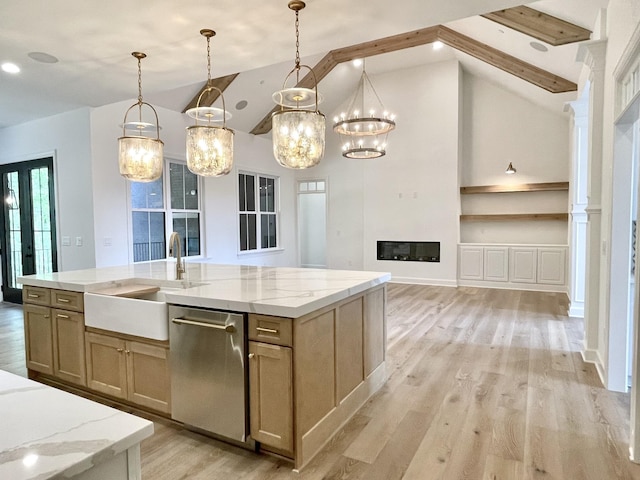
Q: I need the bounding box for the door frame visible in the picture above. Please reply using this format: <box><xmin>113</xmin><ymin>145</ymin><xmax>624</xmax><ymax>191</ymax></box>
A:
<box><xmin>0</xmin><ymin>157</ymin><xmax>57</xmax><ymax>303</ymax></box>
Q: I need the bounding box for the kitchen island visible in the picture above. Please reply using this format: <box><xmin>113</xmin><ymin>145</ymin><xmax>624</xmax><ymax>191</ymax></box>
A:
<box><xmin>0</xmin><ymin>369</ymin><xmax>153</xmax><ymax>480</ymax></box>
<box><xmin>18</xmin><ymin>262</ymin><xmax>390</xmax><ymax>470</ymax></box>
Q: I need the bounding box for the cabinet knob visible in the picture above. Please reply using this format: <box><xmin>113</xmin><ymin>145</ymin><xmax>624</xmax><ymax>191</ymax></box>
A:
<box><xmin>125</xmin><ymin>350</ymin><xmax>131</xmax><ymax>355</ymax></box>
<box><xmin>116</xmin><ymin>348</ymin><xmax>124</xmax><ymax>353</ymax></box>
<box><xmin>248</xmin><ymin>353</ymin><xmax>255</xmax><ymax>359</ymax></box>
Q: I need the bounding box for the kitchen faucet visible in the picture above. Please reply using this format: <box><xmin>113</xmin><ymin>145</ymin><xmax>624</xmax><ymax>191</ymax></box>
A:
<box><xmin>168</xmin><ymin>232</ymin><xmax>185</xmax><ymax>280</ymax></box>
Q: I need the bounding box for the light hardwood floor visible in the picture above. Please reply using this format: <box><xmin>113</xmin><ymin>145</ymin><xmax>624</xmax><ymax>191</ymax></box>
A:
<box><xmin>3</xmin><ymin>285</ymin><xmax>640</xmax><ymax>479</ymax></box>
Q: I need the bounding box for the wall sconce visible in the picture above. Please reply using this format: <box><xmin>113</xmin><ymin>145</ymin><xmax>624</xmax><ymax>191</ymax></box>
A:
<box><xmin>505</xmin><ymin>162</ymin><xmax>517</xmax><ymax>174</ymax></box>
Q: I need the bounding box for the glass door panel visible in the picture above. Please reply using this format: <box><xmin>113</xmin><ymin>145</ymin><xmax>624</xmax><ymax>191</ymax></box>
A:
<box><xmin>0</xmin><ymin>158</ymin><xmax>57</xmax><ymax>303</ymax></box>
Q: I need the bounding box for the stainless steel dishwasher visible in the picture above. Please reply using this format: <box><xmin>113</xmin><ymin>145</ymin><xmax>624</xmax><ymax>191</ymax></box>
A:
<box><xmin>169</xmin><ymin>305</ymin><xmax>248</xmax><ymax>443</ymax></box>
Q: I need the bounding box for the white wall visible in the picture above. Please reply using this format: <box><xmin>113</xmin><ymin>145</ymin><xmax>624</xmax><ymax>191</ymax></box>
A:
<box><xmin>303</xmin><ymin>61</ymin><xmax>462</xmax><ymax>284</ymax></box>
<box><xmin>0</xmin><ymin>108</ymin><xmax>96</xmax><ymax>271</ymax></box>
<box><xmin>201</xmin><ymin>130</ymin><xmax>298</xmax><ymax>267</ymax></box>
<box><xmin>460</xmin><ymin>74</ymin><xmax>570</xmax><ymax>245</ymax></box>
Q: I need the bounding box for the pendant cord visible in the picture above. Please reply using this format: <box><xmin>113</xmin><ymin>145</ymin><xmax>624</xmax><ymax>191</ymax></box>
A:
<box><xmin>294</xmin><ymin>9</ymin><xmax>300</xmax><ymax>83</ymax></box>
<box><xmin>206</xmin><ymin>35</ymin><xmax>212</xmax><ymax>85</ymax></box>
<box><xmin>137</xmin><ymin>56</ymin><xmax>143</xmax><ymax>104</ymax></box>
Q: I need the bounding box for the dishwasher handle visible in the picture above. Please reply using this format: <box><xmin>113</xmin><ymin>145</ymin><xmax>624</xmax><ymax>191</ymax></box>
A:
<box><xmin>171</xmin><ymin>317</ymin><xmax>236</xmax><ymax>333</ymax></box>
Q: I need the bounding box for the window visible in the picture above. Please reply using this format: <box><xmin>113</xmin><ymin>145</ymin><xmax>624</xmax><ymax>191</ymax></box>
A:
<box><xmin>239</xmin><ymin>172</ymin><xmax>278</xmax><ymax>252</ymax></box>
<box><xmin>131</xmin><ymin>161</ymin><xmax>202</xmax><ymax>262</ymax></box>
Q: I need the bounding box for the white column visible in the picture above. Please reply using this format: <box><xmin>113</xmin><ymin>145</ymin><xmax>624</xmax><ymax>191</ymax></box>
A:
<box><xmin>566</xmin><ymin>97</ymin><xmax>589</xmax><ymax>318</ymax></box>
<box><xmin>576</xmin><ymin>40</ymin><xmax>608</xmax><ymax>376</ymax></box>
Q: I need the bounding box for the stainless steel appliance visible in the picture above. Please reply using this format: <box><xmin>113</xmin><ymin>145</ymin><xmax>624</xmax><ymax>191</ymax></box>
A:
<box><xmin>169</xmin><ymin>305</ymin><xmax>247</xmax><ymax>442</ymax></box>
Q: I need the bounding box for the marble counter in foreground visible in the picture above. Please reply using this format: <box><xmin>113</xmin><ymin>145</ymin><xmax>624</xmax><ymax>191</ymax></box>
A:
<box><xmin>19</xmin><ymin>262</ymin><xmax>391</xmax><ymax>318</ymax></box>
<box><xmin>0</xmin><ymin>370</ymin><xmax>153</xmax><ymax>480</ymax></box>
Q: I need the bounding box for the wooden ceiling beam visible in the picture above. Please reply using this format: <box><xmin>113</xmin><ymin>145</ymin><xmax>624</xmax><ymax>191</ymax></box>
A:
<box><xmin>437</xmin><ymin>26</ymin><xmax>577</xmax><ymax>93</ymax></box>
<box><xmin>251</xmin><ymin>22</ymin><xmax>578</xmax><ymax>135</ymax></box>
<box><xmin>251</xmin><ymin>27</ymin><xmax>440</xmax><ymax>135</ymax></box>
<box><xmin>481</xmin><ymin>6</ymin><xmax>591</xmax><ymax>46</ymax></box>
<box><xmin>182</xmin><ymin>73</ymin><xmax>239</xmax><ymax>113</ymax></box>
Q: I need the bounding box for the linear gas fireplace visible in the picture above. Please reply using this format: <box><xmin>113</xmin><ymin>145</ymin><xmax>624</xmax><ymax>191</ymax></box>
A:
<box><xmin>377</xmin><ymin>241</ymin><xmax>440</xmax><ymax>262</ymax></box>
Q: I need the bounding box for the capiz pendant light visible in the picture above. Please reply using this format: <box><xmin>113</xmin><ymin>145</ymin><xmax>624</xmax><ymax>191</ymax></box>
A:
<box><xmin>272</xmin><ymin>0</ymin><xmax>325</xmax><ymax>169</ymax></box>
<box><xmin>118</xmin><ymin>52</ymin><xmax>163</xmax><ymax>182</ymax></box>
<box><xmin>333</xmin><ymin>60</ymin><xmax>396</xmax><ymax>159</ymax></box>
<box><xmin>186</xmin><ymin>29</ymin><xmax>234</xmax><ymax>177</ymax></box>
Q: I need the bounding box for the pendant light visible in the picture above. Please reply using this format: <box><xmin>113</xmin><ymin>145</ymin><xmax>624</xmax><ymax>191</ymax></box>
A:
<box><xmin>333</xmin><ymin>60</ymin><xmax>396</xmax><ymax>159</ymax></box>
<box><xmin>271</xmin><ymin>0</ymin><xmax>325</xmax><ymax>169</ymax></box>
<box><xmin>185</xmin><ymin>29</ymin><xmax>234</xmax><ymax>177</ymax></box>
<box><xmin>118</xmin><ymin>52</ymin><xmax>164</xmax><ymax>183</ymax></box>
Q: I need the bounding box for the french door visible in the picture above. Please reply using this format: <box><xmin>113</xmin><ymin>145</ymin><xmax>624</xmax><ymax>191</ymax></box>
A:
<box><xmin>0</xmin><ymin>158</ymin><xmax>57</xmax><ymax>303</ymax></box>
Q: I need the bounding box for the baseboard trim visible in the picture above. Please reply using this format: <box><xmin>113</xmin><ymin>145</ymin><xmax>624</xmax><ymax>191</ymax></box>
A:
<box><xmin>458</xmin><ymin>279</ymin><xmax>567</xmax><ymax>293</ymax></box>
<box><xmin>581</xmin><ymin>348</ymin><xmax>606</xmax><ymax>387</ymax></box>
<box><xmin>390</xmin><ymin>277</ymin><xmax>458</xmax><ymax>287</ymax></box>
<box><xmin>569</xmin><ymin>302</ymin><xmax>585</xmax><ymax>318</ymax></box>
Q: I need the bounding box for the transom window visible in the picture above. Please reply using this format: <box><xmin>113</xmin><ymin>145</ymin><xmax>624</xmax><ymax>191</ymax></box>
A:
<box><xmin>131</xmin><ymin>161</ymin><xmax>202</xmax><ymax>262</ymax></box>
<box><xmin>238</xmin><ymin>172</ymin><xmax>278</xmax><ymax>252</ymax></box>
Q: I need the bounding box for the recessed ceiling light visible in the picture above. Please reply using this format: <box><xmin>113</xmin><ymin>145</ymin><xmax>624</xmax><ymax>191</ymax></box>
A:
<box><xmin>352</xmin><ymin>58</ymin><xmax>363</xmax><ymax>68</ymax></box>
<box><xmin>235</xmin><ymin>100</ymin><xmax>248</xmax><ymax>110</ymax></box>
<box><xmin>1</xmin><ymin>62</ymin><xmax>20</xmax><ymax>74</ymax></box>
<box><xmin>28</xmin><ymin>52</ymin><xmax>59</xmax><ymax>64</ymax></box>
<box><xmin>433</xmin><ymin>41</ymin><xmax>444</xmax><ymax>51</ymax></box>
<box><xmin>530</xmin><ymin>41</ymin><xmax>548</xmax><ymax>52</ymax></box>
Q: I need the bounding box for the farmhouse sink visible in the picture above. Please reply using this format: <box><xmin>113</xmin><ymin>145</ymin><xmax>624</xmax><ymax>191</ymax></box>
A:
<box><xmin>84</xmin><ymin>289</ymin><xmax>173</xmax><ymax>341</ymax></box>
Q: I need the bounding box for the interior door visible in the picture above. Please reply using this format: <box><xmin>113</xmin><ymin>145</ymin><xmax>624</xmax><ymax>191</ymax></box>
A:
<box><xmin>0</xmin><ymin>158</ymin><xmax>57</xmax><ymax>303</ymax></box>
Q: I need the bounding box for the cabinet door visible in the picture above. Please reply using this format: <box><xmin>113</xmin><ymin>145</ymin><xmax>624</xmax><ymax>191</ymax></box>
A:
<box><xmin>459</xmin><ymin>246</ymin><xmax>484</xmax><ymax>280</ymax></box>
<box><xmin>484</xmin><ymin>247</ymin><xmax>509</xmax><ymax>282</ymax></box>
<box><xmin>85</xmin><ymin>332</ymin><xmax>127</xmax><ymax>399</ymax></box>
<box><xmin>52</xmin><ymin>309</ymin><xmax>86</xmax><ymax>386</ymax></box>
<box><xmin>24</xmin><ymin>305</ymin><xmax>53</xmax><ymax>374</ymax></box>
<box><xmin>249</xmin><ymin>341</ymin><xmax>293</xmax><ymax>453</ymax></box>
<box><xmin>126</xmin><ymin>340</ymin><xmax>171</xmax><ymax>414</ymax></box>
<box><xmin>537</xmin><ymin>248</ymin><xmax>566</xmax><ymax>285</ymax></box>
<box><xmin>509</xmin><ymin>247</ymin><xmax>537</xmax><ymax>283</ymax></box>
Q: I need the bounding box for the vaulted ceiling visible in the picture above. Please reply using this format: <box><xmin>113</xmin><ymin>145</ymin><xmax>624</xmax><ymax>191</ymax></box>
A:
<box><xmin>0</xmin><ymin>0</ymin><xmax>607</xmax><ymax>131</ymax></box>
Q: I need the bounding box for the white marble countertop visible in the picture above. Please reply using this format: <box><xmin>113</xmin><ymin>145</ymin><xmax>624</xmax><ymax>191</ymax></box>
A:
<box><xmin>19</xmin><ymin>261</ymin><xmax>391</xmax><ymax>318</ymax></box>
<box><xmin>0</xmin><ymin>370</ymin><xmax>153</xmax><ymax>480</ymax></box>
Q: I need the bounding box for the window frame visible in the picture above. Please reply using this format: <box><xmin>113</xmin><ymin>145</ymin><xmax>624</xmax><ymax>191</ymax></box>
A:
<box><xmin>129</xmin><ymin>158</ymin><xmax>205</xmax><ymax>263</ymax></box>
<box><xmin>238</xmin><ymin>170</ymin><xmax>280</xmax><ymax>254</ymax></box>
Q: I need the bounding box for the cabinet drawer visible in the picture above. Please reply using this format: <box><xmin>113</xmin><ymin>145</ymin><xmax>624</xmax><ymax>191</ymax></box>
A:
<box><xmin>249</xmin><ymin>315</ymin><xmax>292</xmax><ymax>347</ymax></box>
<box><xmin>23</xmin><ymin>286</ymin><xmax>51</xmax><ymax>306</ymax></box>
<box><xmin>52</xmin><ymin>290</ymin><xmax>84</xmax><ymax>312</ymax></box>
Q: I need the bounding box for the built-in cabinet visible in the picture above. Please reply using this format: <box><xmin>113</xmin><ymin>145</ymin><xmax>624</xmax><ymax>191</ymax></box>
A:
<box><xmin>23</xmin><ymin>286</ymin><xmax>86</xmax><ymax>386</ymax></box>
<box><xmin>248</xmin><ymin>315</ymin><xmax>294</xmax><ymax>453</ymax></box>
<box><xmin>248</xmin><ymin>286</ymin><xmax>387</xmax><ymax>470</ymax></box>
<box><xmin>23</xmin><ymin>285</ymin><xmax>170</xmax><ymax>414</ymax></box>
<box><xmin>23</xmin><ymin>283</ymin><xmax>386</xmax><ymax>471</ymax></box>
<box><xmin>85</xmin><ymin>331</ymin><xmax>171</xmax><ymax>414</ymax></box>
<box><xmin>458</xmin><ymin>244</ymin><xmax>567</xmax><ymax>291</ymax></box>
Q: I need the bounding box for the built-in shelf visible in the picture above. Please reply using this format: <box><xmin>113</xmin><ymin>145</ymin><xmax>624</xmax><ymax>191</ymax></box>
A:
<box><xmin>460</xmin><ymin>182</ymin><xmax>569</xmax><ymax>194</ymax></box>
<box><xmin>460</xmin><ymin>213</ymin><xmax>569</xmax><ymax>221</ymax></box>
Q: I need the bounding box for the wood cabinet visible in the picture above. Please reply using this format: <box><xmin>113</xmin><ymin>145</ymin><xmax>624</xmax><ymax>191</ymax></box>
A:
<box><xmin>459</xmin><ymin>246</ymin><xmax>484</xmax><ymax>280</ymax></box>
<box><xmin>248</xmin><ymin>285</ymin><xmax>387</xmax><ymax>470</ymax></box>
<box><xmin>248</xmin><ymin>340</ymin><xmax>293</xmax><ymax>453</ymax></box>
<box><xmin>85</xmin><ymin>331</ymin><xmax>171</xmax><ymax>414</ymax></box>
<box><xmin>24</xmin><ymin>304</ymin><xmax>54</xmax><ymax>375</ymax></box>
<box><xmin>23</xmin><ymin>287</ymin><xmax>86</xmax><ymax>386</ymax></box>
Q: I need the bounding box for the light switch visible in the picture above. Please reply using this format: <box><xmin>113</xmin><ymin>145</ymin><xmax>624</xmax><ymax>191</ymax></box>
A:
<box><xmin>75</xmin><ymin>236</ymin><xmax>83</xmax><ymax>247</ymax></box>
<box><xmin>62</xmin><ymin>236</ymin><xmax>70</xmax><ymax>246</ymax></box>
<box><xmin>104</xmin><ymin>237</ymin><xmax>112</xmax><ymax>247</ymax></box>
